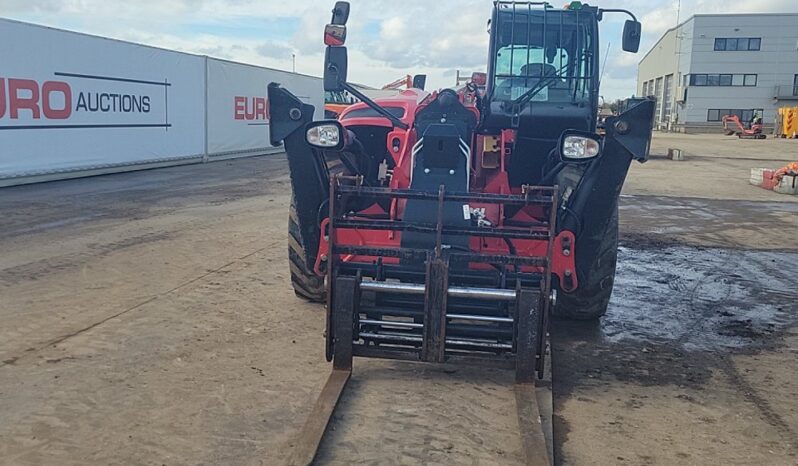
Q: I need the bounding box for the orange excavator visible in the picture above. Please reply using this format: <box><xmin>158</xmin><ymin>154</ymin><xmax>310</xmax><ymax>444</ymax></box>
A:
<box><xmin>382</xmin><ymin>74</ymin><xmax>413</xmax><ymax>90</ymax></box>
<box><xmin>722</xmin><ymin>114</ymin><xmax>766</xmax><ymax>139</ymax></box>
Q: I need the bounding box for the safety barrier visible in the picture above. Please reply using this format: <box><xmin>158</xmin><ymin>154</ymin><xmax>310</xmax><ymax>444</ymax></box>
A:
<box><xmin>776</xmin><ymin>107</ymin><xmax>798</xmax><ymax>138</ymax></box>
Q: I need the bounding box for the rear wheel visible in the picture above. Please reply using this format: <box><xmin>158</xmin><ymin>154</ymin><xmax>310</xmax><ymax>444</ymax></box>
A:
<box><xmin>288</xmin><ymin>198</ymin><xmax>325</xmax><ymax>302</ymax></box>
<box><xmin>554</xmin><ymin>208</ymin><xmax>619</xmax><ymax>321</ymax></box>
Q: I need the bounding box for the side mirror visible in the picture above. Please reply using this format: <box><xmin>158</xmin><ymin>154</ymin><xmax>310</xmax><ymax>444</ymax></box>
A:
<box><xmin>331</xmin><ymin>1</ymin><xmax>350</xmax><ymax>25</ymax></box>
<box><xmin>306</xmin><ymin>120</ymin><xmax>349</xmax><ymax>151</ymax></box>
<box><xmin>559</xmin><ymin>130</ymin><xmax>602</xmax><ymax>163</ymax></box>
<box><xmin>324</xmin><ymin>24</ymin><xmax>346</xmax><ymax>46</ymax></box>
<box><xmin>324</xmin><ymin>46</ymin><xmax>348</xmax><ymax>92</ymax></box>
<box><xmin>622</xmin><ymin>20</ymin><xmax>642</xmax><ymax>53</ymax></box>
<box><xmin>412</xmin><ymin>74</ymin><xmax>427</xmax><ymax>90</ymax></box>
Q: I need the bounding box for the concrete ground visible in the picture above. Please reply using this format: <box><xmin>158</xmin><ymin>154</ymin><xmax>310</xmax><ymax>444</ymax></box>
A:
<box><xmin>626</xmin><ymin>132</ymin><xmax>798</xmax><ymax>202</ymax></box>
<box><xmin>0</xmin><ymin>132</ymin><xmax>797</xmax><ymax>465</ymax></box>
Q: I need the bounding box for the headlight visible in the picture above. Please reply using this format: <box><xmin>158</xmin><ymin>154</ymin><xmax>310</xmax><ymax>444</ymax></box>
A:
<box><xmin>560</xmin><ymin>134</ymin><xmax>601</xmax><ymax>161</ymax></box>
<box><xmin>306</xmin><ymin>121</ymin><xmax>346</xmax><ymax>150</ymax></box>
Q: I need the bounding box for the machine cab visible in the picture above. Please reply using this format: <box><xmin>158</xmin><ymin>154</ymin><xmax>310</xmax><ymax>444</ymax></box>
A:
<box><xmin>484</xmin><ymin>3</ymin><xmax>600</xmax><ymax>134</ymax></box>
<box><xmin>483</xmin><ymin>2</ymin><xmax>601</xmax><ymax>186</ymax></box>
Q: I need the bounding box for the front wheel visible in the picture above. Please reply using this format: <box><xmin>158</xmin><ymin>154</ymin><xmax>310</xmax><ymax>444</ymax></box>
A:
<box><xmin>288</xmin><ymin>198</ymin><xmax>325</xmax><ymax>302</ymax></box>
<box><xmin>553</xmin><ymin>207</ymin><xmax>619</xmax><ymax>321</ymax></box>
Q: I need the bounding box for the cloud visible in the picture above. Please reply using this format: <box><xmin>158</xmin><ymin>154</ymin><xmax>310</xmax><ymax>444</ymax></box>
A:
<box><xmin>0</xmin><ymin>0</ymin><xmax>63</xmax><ymax>13</ymax></box>
<box><xmin>365</xmin><ymin>7</ymin><xmax>488</xmax><ymax>70</ymax></box>
<box><xmin>256</xmin><ymin>41</ymin><xmax>294</xmax><ymax>60</ymax></box>
<box><xmin>3</xmin><ymin>0</ymin><xmax>797</xmax><ymax>98</ymax></box>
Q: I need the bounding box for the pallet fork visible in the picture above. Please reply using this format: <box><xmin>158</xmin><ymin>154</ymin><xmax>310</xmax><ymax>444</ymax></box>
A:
<box><xmin>285</xmin><ymin>178</ymin><xmax>557</xmax><ymax>465</ymax></box>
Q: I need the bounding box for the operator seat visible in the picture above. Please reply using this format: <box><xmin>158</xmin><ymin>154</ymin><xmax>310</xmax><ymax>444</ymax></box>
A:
<box><xmin>495</xmin><ymin>63</ymin><xmax>558</xmax><ymax>100</ymax></box>
<box><xmin>518</xmin><ymin>63</ymin><xmax>557</xmax><ymax>87</ymax></box>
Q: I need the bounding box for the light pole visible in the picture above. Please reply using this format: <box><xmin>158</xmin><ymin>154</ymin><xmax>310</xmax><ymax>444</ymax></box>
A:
<box><xmin>292</xmin><ymin>53</ymin><xmax>296</xmax><ymax>73</ymax></box>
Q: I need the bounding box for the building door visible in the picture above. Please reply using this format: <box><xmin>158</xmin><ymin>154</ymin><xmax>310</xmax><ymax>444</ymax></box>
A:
<box><xmin>654</xmin><ymin>77</ymin><xmax>663</xmax><ymax>128</ymax></box>
<box><xmin>662</xmin><ymin>74</ymin><xmax>673</xmax><ymax>129</ymax></box>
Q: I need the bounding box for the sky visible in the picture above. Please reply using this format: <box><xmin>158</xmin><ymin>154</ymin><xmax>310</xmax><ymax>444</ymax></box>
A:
<box><xmin>2</xmin><ymin>0</ymin><xmax>797</xmax><ymax>99</ymax></box>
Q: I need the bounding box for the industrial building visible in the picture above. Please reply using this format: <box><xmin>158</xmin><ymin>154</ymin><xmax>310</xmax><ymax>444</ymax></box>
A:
<box><xmin>637</xmin><ymin>13</ymin><xmax>798</xmax><ymax>132</ymax></box>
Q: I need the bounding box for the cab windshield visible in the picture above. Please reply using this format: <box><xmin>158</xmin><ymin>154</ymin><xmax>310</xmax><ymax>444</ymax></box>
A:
<box><xmin>491</xmin><ymin>7</ymin><xmax>595</xmax><ymax>104</ymax></box>
<box><xmin>325</xmin><ymin>90</ymin><xmax>350</xmax><ymax>104</ymax></box>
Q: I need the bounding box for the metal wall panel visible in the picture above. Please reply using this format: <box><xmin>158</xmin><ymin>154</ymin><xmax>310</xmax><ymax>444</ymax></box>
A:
<box><xmin>0</xmin><ymin>19</ymin><xmax>206</xmax><ymax>180</ymax></box>
<box><xmin>0</xmin><ymin>19</ymin><xmax>324</xmax><ymax>185</ymax></box>
<box><xmin>205</xmin><ymin>58</ymin><xmax>322</xmax><ymax>157</ymax></box>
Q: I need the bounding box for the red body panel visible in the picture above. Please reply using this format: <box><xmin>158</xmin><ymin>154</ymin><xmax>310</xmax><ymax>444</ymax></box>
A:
<box><xmin>338</xmin><ymin>89</ymin><xmax>429</xmax><ymax>128</ymax></box>
<box><xmin>319</xmin><ymin>86</ymin><xmax>578</xmax><ymax>289</ymax></box>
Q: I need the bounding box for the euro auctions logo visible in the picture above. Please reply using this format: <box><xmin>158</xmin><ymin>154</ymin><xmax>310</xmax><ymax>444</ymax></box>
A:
<box><xmin>0</xmin><ymin>78</ymin><xmax>72</xmax><ymax>119</ymax></box>
<box><xmin>0</xmin><ymin>72</ymin><xmax>169</xmax><ymax>130</ymax></box>
<box><xmin>234</xmin><ymin>96</ymin><xmax>269</xmax><ymax>127</ymax></box>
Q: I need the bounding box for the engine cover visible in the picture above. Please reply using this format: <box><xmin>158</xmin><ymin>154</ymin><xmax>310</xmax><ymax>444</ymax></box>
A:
<box><xmin>401</xmin><ymin>90</ymin><xmax>477</xmax><ymax>260</ymax></box>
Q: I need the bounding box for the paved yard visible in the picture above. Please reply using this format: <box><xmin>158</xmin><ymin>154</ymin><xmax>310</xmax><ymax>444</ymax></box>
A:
<box><xmin>1</xmin><ymin>133</ymin><xmax>797</xmax><ymax>465</ymax></box>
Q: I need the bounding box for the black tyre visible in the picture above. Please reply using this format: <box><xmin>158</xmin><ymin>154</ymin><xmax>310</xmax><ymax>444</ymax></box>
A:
<box><xmin>554</xmin><ymin>207</ymin><xmax>619</xmax><ymax>321</ymax></box>
<box><xmin>288</xmin><ymin>198</ymin><xmax>325</xmax><ymax>302</ymax></box>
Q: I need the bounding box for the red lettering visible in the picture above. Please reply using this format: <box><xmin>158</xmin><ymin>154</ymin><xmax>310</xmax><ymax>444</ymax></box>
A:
<box><xmin>42</xmin><ymin>81</ymin><xmax>72</xmax><ymax>120</ymax></box>
<box><xmin>0</xmin><ymin>78</ymin><xmax>5</xmax><ymax>118</ymax></box>
<box><xmin>255</xmin><ymin>97</ymin><xmax>266</xmax><ymax>120</ymax></box>
<box><xmin>245</xmin><ymin>98</ymin><xmax>256</xmax><ymax>120</ymax></box>
<box><xmin>235</xmin><ymin>96</ymin><xmax>270</xmax><ymax>121</ymax></box>
<box><xmin>9</xmin><ymin>78</ymin><xmax>40</xmax><ymax>119</ymax></box>
<box><xmin>234</xmin><ymin>96</ymin><xmax>246</xmax><ymax>120</ymax></box>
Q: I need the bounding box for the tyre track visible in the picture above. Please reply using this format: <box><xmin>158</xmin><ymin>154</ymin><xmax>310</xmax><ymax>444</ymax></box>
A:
<box><xmin>0</xmin><ymin>246</ymin><xmax>269</xmax><ymax>368</ymax></box>
<box><xmin>672</xmin><ymin>226</ymin><xmax>798</xmax><ymax>453</ymax></box>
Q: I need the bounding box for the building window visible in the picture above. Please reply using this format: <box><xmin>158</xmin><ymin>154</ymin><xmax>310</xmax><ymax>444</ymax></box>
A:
<box><xmin>719</xmin><ymin>74</ymin><xmax>732</xmax><ymax>86</ymax></box>
<box><xmin>714</xmin><ymin>37</ymin><xmax>761</xmax><ymax>51</ymax></box>
<box><xmin>693</xmin><ymin>74</ymin><xmax>707</xmax><ymax>86</ymax></box>
<box><xmin>793</xmin><ymin>74</ymin><xmax>798</xmax><ymax>96</ymax></box>
<box><xmin>689</xmin><ymin>74</ymin><xmax>757</xmax><ymax>87</ymax></box>
<box><xmin>707</xmin><ymin>108</ymin><xmax>764</xmax><ymax>122</ymax></box>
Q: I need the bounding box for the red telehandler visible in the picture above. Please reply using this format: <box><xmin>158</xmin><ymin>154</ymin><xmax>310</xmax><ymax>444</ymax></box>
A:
<box><xmin>268</xmin><ymin>2</ymin><xmax>654</xmax><ymax>464</ymax></box>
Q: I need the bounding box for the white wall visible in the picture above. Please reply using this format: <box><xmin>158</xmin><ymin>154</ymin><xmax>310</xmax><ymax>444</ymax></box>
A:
<box><xmin>0</xmin><ymin>19</ymin><xmax>206</xmax><ymax>178</ymax></box>
<box><xmin>683</xmin><ymin>14</ymin><xmax>798</xmax><ymax>124</ymax></box>
<box><xmin>639</xmin><ymin>14</ymin><xmax>798</xmax><ymax>129</ymax></box>
<box><xmin>0</xmin><ymin>19</ymin><xmax>323</xmax><ymax>185</ymax></box>
<box><xmin>637</xmin><ymin>22</ymin><xmax>688</xmax><ymax>129</ymax></box>
<box><xmin>206</xmin><ymin>59</ymin><xmax>323</xmax><ymax>157</ymax></box>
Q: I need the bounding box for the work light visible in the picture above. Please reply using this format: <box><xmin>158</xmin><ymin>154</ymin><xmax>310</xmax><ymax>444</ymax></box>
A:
<box><xmin>306</xmin><ymin>121</ymin><xmax>347</xmax><ymax>150</ymax></box>
<box><xmin>559</xmin><ymin>132</ymin><xmax>602</xmax><ymax>161</ymax></box>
